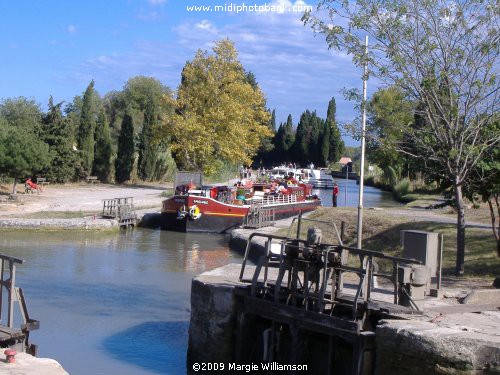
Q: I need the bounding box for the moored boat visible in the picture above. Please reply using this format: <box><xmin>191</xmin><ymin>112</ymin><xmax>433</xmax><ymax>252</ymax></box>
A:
<box><xmin>161</xmin><ymin>172</ymin><xmax>321</xmax><ymax>233</ymax></box>
<box><xmin>301</xmin><ymin>167</ymin><xmax>335</xmax><ymax>188</ymax></box>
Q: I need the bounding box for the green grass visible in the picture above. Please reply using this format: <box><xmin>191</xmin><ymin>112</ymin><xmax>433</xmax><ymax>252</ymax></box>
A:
<box><xmin>403</xmin><ymin>193</ymin><xmax>447</xmax><ymax>208</ymax></box>
<box><xmin>278</xmin><ymin>207</ymin><xmax>498</xmax><ymax>279</ymax></box>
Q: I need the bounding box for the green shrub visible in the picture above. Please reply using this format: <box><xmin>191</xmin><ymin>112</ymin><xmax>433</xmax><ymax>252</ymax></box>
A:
<box><xmin>392</xmin><ymin>178</ymin><xmax>411</xmax><ymax>201</ymax></box>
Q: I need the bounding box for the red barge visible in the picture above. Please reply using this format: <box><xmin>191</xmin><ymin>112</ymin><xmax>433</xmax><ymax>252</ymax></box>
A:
<box><xmin>161</xmin><ymin>172</ymin><xmax>321</xmax><ymax>233</ymax></box>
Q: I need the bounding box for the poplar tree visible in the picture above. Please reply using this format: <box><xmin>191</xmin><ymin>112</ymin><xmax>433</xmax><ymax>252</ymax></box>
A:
<box><xmin>163</xmin><ymin>39</ymin><xmax>271</xmax><ymax>175</ymax></box>
<box><xmin>115</xmin><ymin>112</ymin><xmax>135</xmax><ymax>183</ymax></box>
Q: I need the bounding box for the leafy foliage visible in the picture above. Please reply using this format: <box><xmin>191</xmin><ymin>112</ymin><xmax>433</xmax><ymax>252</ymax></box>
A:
<box><xmin>0</xmin><ymin>125</ymin><xmax>51</xmax><ymax>191</ymax></box>
<box><xmin>304</xmin><ymin>0</ymin><xmax>500</xmax><ymax>275</ymax></box>
<box><xmin>162</xmin><ymin>39</ymin><xmax>271</xmax><ymax>176</ymax></box>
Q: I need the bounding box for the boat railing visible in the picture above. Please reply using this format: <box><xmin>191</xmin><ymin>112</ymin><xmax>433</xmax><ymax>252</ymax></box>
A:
<box><xmin>259</xmin><ymin>193</ymin><xmax>297</xmax><ymax>206</ymax></box>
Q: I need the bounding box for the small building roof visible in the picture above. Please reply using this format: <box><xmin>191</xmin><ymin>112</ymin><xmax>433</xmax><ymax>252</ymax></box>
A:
<box><xmin>338</xmin><ymin>157</ymin><xmax>352</xmax><ymax>165</ymax></box>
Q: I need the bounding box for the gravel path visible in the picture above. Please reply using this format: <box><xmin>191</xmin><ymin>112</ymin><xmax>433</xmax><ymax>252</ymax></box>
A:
<box><xmin>0</xmin><ymin>183</ymin><xmax>166</xmax><ymax>217</ymax></box>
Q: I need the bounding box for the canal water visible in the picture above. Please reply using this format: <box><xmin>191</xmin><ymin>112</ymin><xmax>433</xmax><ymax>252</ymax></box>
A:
<box><xmin>0</xmin><ymin>183</ymin><xmax>395</xmax><ymax>374</ymax></box>
<box><xmin>0</xmin><ymin>229</ymin><xmax>242</xmax><ymax>375</ymax></box>
<box><xmin>315</xmin><ymin>179</ymin><xmax>396</xmax><ymax>208</ymax></box>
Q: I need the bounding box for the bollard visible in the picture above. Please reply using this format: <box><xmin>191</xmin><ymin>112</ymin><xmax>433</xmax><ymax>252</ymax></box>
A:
<box><xmin>4</xmin><ymin>349</ymin><xmax>16</xmax><ymax>363</ymax></box>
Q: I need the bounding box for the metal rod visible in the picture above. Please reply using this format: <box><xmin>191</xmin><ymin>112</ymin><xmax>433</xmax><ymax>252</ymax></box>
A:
<box><xmin>8</xmin><ymin>262</ymin><xmax>15</xmax><ymax>328</ymax></box>
<box><xmin>438</xmin><ymin>233</ymin><xmax>443</xmax><ymax>290</ymax></box>
<box><xmin>345</xmin><ymin>166</ymin><xmax>348</xmax><ymax>206</ymax></box>
<box><xmin>0</xmin><ymin>259</ymin><xmax>4</xmax><ymax>322</ymax></box>
<box><xmin>356</xmin><ymin>35</ymin><xmax>369</xmax><ymax>250</ymax></box>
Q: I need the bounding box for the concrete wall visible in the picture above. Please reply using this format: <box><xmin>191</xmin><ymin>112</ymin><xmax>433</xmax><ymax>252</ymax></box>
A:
<box><xmin>187</xmin><ymin>264</ymin><xmax>241</xmax><ymax>366</ymax></box>
<box><xmin>376</xmin><ymin>317</ymin><xmax>500</xmax><ymax>374</ymax></box>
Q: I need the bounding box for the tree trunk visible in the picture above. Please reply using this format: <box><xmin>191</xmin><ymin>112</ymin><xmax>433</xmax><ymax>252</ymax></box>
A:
<box><xmin>488</xmin><ymin>197</ymin><xmax>500</xmax><ymax>257</ymax></box>
<box><xmin>11</xmin><ymin>178</ymin><xmax>17</xmax><ymax>195</ymax></box>
<box><xmin>454</xmin><ymin>182</ymin><xmax>466</xmax><ymax>276</ymax></box>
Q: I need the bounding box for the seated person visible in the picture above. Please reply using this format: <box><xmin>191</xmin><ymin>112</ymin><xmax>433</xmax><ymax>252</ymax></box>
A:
<box><xmin>26</xmin><ymin>177</ymin><xmax>41</xmax><ymax>192</ymax></box>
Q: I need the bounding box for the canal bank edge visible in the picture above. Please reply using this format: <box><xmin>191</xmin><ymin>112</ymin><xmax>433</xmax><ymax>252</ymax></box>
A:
<box><xmin>0</xmin><ymin>209</ymin><xmax>164</xmax><ymax>231</ymax></box>
<box><xmin>0</xmin><ymin>351</ymin><xmax>69</xmax><ymax>374</ymax></box>
<box><xmin>0</xmin><ymin>217</ymin><xmax>120</xmax><ymax>231</ymax></box>
<box><xmin>188</xmin><ymin>263</ymin><xmax>500</xmax><ymax>374</ymax></box>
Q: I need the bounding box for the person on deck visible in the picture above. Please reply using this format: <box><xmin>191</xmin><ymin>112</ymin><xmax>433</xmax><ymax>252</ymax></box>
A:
<box><xmin>332</xmin><ymin>183</ymin><xmax>339</xmax><ymax>207</ymax></box>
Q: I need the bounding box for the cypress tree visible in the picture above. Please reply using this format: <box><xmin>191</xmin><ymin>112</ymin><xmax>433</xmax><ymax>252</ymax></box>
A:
<box><xmin>78</xmin><ymin>80</ymin><xmax>97</xmax><ymax>174</ymax></box>
<box><xmin>138</xmin><ymin>99</ymin><xmax>157</xmax><ymax>181</ymax></box>
<box><xmin>93</xmin><ymin>108</ymin><xmax>112</xmax><ymax>182</ymax></box>
<box><xmin>115</xmin><ymin>112</ymin><xmax>135</xmax><ymax>183</ymax></box>
<box><xmin>270</xmin><ymin>109</ymin><xmax>276</xmax><ymax>132</ymax></box>
<box><xmin>308</xmin><ymin>112</ymin><xmax>324</xmax><ymax>165</ymax></box>
<box><xmin>326</xmin><ymin>97</ymin><xmax>344</xmax><ymax>163</ymax></box>
<box><xmin>320</xmin><ymin>120</ymin><xmax>331</xmax><ymax>166</ymax></box>
<box><xmin>283</xmin><ymin>114</ymin><xmax>295</xmax><ymax>161</ymax></box>
<box><xmin>294</xmin><ymin>111</ymin><xmax>312</xmax><ymax>165</ymax></box>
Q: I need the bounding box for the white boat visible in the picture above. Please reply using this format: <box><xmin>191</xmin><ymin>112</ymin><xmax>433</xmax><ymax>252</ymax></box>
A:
<box><xmin>301</xmin><ymin>167</ymin><xmax>335</xmax><ymax>189</ymax></box>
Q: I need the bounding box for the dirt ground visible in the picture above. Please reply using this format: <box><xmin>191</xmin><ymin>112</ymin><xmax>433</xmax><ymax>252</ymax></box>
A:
<box><xmin>0</xmin><ymin>183</ymin><xmax>168</xmax><ymax>217</ymax></box>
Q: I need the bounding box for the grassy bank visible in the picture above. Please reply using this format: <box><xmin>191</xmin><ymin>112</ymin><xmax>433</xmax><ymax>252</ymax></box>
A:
<box><xmin>280</xmin><ymin>207</ymin><xmax>498</xmax><ymax>279</ymax></box>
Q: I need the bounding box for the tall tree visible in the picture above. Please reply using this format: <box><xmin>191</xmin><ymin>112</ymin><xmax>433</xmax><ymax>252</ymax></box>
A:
<box><xmin>463</xmin><ymin>119</ymin><xmax>500</xmax><ymax>256</ymax></box>
<box><xmin>273</xmin><ymin>114</ymin><xmax>296</xmax><ymax>164</ymax></box>
<box><xmin>93</xmin><ymin>108</ymin><xmax>113</xmax><ymax>182</ymax></box>
<box><xmin>256</xmin><ymin>109</ymin><xmax>276</xmax><ymax>166</ymax></box>
<box><xmin>320</xmin><ymin>120</ymin><xmax>331</xmax><ymax>166</ymax></box>
<box><xmin>40</xmin><ymin>97</ymin><xmax>77</xmax><ymax>183</ymax></box>
<box><xmin>294</xmin><ymin>110</ymin><xmax>313</xmax><ymax>165</ymax></box>
<box><xmin>283</xmin><ymin>114</ymin><xmax>295</xmax><ymax>160</ymax></box>
<box><xmin>326</xmin><ymin>97</ymin><xmax>344</xmax><ymax>164</ymax></box>
<box><xmin>78</xmin><ymin>80</ymin><xmax>98</xmax><ymax>175</ymax></box>
<box><xmin>138</xmin><ymin>98</ymin><xmax>159</xmax><ymax>181</ymax></box>
<box><xmin>305</xmin><ymin>0</ymin><xmax>500</xmax><ymax>275</ymax></box>
<box><xmin>366</xmin><ymin>87</ymin><xmax>414</xmax><ymax>175</ymax></box>
<box><xmin>0</xmin><ymin>97</ymin><xmax>42</xmax><ymax>132</ymax></box>
<box><xmin>308</xmin><ymin>112</ymin><xmax>324</xmax><ymax>166</ymax></box>
<box><xmin>115</xmin><ymin>112</ymin><xmax>135</xmax><ymax>183</ymax></box>
<box><xmin>162</xmin><ymin>39</ymin><xmax>271</xmax><ymax>176</ymax></box>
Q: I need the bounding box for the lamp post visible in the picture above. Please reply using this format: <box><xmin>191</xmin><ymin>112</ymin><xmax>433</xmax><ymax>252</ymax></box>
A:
<box><xmin>356</xmin><ymin>35</ymin><xmax>369</xmax><ymax>250</ymax></box>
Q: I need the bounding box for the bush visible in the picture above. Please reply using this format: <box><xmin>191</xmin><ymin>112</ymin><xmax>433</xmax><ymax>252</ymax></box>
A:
<box><xmin>392</xmin><ymin>178</ymin><xmax>411</xmax><ymax>201</ymax></box>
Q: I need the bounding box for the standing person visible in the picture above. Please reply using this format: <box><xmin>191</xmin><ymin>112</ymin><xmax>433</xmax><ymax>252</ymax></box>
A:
<box><xmin>332</xmin><ymin>182</ymin><xmax>339</xmax><ymax>207</ymax></box>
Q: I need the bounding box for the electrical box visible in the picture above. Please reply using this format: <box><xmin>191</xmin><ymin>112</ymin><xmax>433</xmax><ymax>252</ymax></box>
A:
<box><xmin>401</xmin><ymin>230</ymin><xmax>442</xmax><ymax>293</ymax></box>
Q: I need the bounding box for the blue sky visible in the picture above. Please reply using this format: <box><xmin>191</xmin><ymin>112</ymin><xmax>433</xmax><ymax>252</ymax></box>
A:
<box><xmin>0</xmin><ymin>0</ymin><xmax>371</xmax><ymax>145</ymax></box>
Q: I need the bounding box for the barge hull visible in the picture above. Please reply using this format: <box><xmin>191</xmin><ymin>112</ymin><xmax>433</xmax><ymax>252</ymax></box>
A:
<box><xmin>161</xmin><ymin>198</ymin><xmax>320</xmax><ymax>233</ymax></box>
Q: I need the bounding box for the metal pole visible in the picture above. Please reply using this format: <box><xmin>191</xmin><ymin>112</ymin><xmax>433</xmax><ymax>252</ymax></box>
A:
<box><xmin>345</xmin><ymin>167</ymin><xmax>348</xmax><ymax>206</ymax></box>
<box><xmin>356</xmin><ymin>35</ymin><xmax>369</xmax><ymax>249</ymax></box>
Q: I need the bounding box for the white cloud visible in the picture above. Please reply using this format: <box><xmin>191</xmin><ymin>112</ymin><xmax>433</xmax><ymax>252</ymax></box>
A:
<box><xmin>148</xmin><ymin>0</ymin><xmax>166</xmax><ymax>5</ymax></box>
<box><xmin>67</xmin><ymin>25</ymin><xmax>76</xmax><ymax>34</ymax></box>
<box><xmin>70</xmin><ymin>3</ymin><xmax>369</xmax><ymax>134</ymax></box>
<box><xmin>195</xmin><ymin>20</ymin><xmax>217</xmax><ymax>33</ymax></box>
